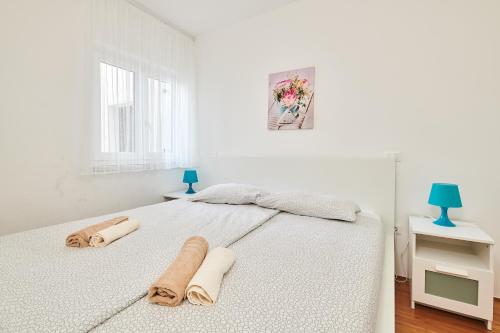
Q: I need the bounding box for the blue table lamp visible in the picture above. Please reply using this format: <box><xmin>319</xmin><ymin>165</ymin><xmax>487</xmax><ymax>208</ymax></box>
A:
<box><xmin>183</xmin><ymin>169</ymin><xmax>198</xmax><ymax>194</ymax></box>
<box><xmin>428</xmin><ymin>183</ymin><xmax>462</xmax><ymax>227</ymax></box>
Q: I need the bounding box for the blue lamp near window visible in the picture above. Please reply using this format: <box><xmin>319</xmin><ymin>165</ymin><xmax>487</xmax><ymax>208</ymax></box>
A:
<box><xmin>183</xmin><ymin>169</ymin><xmax>198</xmax><ymax>194</ymax></box>
<box><xmin>428</xmin><ymin>183</ymin><xmax>462</xmax><ymax>227</ymax></box>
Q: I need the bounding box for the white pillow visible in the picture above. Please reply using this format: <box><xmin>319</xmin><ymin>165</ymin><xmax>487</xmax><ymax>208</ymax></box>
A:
<box><xmin>190</xmin><ymin>184</ymin><xmax>268</xmax><ymax>205</ymax></box>
<box><xmin>256</xmin><ymin>191</ymin><xmax>360</xmax><ymax>222</ymax></box>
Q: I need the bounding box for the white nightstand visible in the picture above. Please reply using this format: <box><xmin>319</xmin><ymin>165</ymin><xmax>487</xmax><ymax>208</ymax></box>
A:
<box><xmin>163</xmin><ymin>190</ymin><xmax>196</xmax><ymax>201</ymax></box>
<box><xmin>409</xmin><ymin>216</ymin><xmax>495</xmax><ymax>330</ymax></box>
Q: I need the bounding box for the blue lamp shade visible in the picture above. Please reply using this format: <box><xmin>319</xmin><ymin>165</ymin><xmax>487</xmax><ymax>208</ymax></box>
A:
<box><xmin>183</xmin><ymin>170</ymin><xmax>198</xmax><ymax>194</ymax></box>
<box><xmin>428</xmin><ymin>183</ymin><xmax>462</xmax><ymax>227</ymax></box>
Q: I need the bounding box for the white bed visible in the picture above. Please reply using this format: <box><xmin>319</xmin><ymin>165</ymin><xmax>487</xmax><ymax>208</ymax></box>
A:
<box><xmin>0</xmin><ymin>157</ymin><xmax>395</xmax><ymax>333</ymax></box>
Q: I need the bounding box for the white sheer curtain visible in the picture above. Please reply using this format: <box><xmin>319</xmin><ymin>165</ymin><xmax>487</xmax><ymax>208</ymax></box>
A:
<box><xmin>86</xmin><ymin>0</ymin><xmax>195</xmax><ymax>174</ymax></box>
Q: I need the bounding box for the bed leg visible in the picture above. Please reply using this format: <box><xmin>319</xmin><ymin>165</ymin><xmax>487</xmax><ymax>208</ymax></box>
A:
<box><xmin>410</xmin><ymin>300</ymin><xmax>415</xmax><ymax>309</ymax></box>
<box><xmin>486</xmin><ymin>320</ymin><xmax>492</xmax><ymax>330</ymax></box>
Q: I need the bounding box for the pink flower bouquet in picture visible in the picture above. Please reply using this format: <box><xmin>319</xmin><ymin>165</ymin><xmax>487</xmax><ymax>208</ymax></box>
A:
<box><xmin>268</xmin><ymin>67</ymin><xmax>315</xmax><ymax>130</ymax></box>
<box><xmin>272</xmin><ymin>74</ymin><xmax>312</xmax><ymax>115</ymax></box>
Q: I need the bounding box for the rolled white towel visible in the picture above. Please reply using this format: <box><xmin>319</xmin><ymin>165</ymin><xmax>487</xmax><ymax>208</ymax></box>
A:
<box><xmin>89</xmin><ymin>219</ymin><xmax>140</xmax><ymax>247</ymax></box>
<box><xmin>186</xmin><ymin>247</ymin><xmax>235</xmax><ymax>305</ymax></box>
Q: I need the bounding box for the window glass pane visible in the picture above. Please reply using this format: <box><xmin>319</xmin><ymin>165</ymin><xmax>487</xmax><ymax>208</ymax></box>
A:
<box><xmin>146</xmin><ymin>78</ymin><xmax>172</xmax><ymax>153</ymax></box>
<box><xmin>100</xmin><ymin>63</ymin><xmax>135</xmax><ymax>153</ymax></box>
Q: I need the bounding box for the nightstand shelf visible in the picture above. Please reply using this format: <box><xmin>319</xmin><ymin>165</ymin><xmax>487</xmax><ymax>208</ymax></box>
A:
<box><xmin>409</xmin><ymin>216</ymin><xmax>495</xmax><ymax>330</ymax></box>
<box><xmin>415</xmin><ymin>237</ymin><xmax>491</xmax><ymax>271</ymax></box>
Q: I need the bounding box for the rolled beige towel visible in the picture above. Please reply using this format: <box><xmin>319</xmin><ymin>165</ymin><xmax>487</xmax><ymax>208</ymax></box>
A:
<box><xmin>88</xmin><ymin>219</ymin><xmax>140</xmax><ymax>247</ymax></box>
<box><xmin>148</xmin><ymin>236</ymin><xmax>208</xmax><ymax>307</ymax></box>
<box><xmin>186</xmin><ymin>247</ymin><xmax>235</xmax><ymax>305</ymax></box>
<box><xmin>65</xmin><ymin>216</ymin><xmax>128</xmax><ymax>248</ymax></box>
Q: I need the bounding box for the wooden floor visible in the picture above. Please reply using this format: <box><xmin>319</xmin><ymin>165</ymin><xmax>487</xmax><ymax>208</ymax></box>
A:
<box><xmin>396</xmin><ymin>281</ymin><xmax>500</xmax><ymax>332</ymax></box>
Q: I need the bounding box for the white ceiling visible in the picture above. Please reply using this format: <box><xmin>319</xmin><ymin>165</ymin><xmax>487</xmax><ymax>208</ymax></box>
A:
<box><xmin>131</xmin><ymin>0</ymin><xmax>298</xmax><ymax>37</ymax></box>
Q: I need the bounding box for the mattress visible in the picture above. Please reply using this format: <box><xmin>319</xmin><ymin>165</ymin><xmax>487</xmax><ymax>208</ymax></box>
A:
<box><xmin>0</xmin><ymin>200</ymin><xmax>278</xmax><ymax>333</ymax></box>
<box><xmin>92</xmin><ymin>211</ymin><xmax>385</xmax><ymax>333</ymax></box>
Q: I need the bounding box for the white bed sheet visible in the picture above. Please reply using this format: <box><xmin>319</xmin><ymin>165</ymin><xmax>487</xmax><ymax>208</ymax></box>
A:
<box><xmin>92</xmin><ymin>211</ymin><xmax>385</xmax><ymax>333</ymax></box>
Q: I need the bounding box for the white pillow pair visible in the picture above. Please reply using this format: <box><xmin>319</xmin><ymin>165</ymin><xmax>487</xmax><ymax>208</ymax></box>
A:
<box><xmin>190</xmin><ymin>184</ymin><xmax>360</xmax><ymax>222</ymax></box>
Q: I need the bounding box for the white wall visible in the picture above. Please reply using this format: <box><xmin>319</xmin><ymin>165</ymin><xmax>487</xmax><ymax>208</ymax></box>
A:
<box><xmin>196</xmin><ymin>0</ymin><xmax>500</xmax><ymax>294</ymax></box>
<box><xmin>0</xmin><ymin>0</ymin><xmax>185</xmax><ymax>235</ymax></box>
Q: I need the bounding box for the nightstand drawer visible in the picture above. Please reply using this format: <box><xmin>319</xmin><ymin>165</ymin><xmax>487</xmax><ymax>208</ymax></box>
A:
<box><xmin>412</xmin><ymin>257</ymin><xmax>493</xmax><ymax>320</ymax></box>
<box><xmin>425</xmin><ymin>270</ymin><xmax>478</xmax><ymax>305</ymax></box>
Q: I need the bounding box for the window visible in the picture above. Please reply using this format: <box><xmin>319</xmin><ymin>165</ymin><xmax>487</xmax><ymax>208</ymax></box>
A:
<box><xmin>96</xmin><ymin>62</ymin><xmax>178</xmax><ymax>172</ymax></box>
<box><xmin>99</xmin><ymin>63</ymin><xmax>136</xmax><ymax>153</ymax></box>
<box><xmin>89</xmin><ymin>0</ymin><xmax>195</xmax><ymax>174</ymax></box>
<box><xmin>99</xmin><ymin>63</ymin><xmax>174</xmax><ymax>155</ymax></box>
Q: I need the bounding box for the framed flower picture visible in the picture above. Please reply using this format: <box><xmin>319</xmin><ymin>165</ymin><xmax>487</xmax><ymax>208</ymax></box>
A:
<box><xmin>268</xmin><ymin>66</ymin><xmax>315</xmax><ymax>130</ymax></box>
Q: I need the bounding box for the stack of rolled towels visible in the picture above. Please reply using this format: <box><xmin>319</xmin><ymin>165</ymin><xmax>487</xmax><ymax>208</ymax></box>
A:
<box><xmin>148</xmin><ymin>236</ymin><xmax>235</xmax><ymax>307</ymax></box>
<box><xmin>66</xmin><ymin>219</ymin><xmax>233</xmax><ymax>305</ymax></box>
<box><xmin>65</xmin><ymin>216</ymin><xmax>139</xmax><ymax>248</ymax></box>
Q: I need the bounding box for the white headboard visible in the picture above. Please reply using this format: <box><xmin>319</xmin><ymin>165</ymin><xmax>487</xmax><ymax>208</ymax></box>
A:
<box><xmin>199</xmin><ymin>156</ymin><xmax>396</xmax><ymax>232</ymax></box>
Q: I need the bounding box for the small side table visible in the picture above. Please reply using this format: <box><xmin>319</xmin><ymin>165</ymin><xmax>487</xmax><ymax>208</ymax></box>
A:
<box><xmin>409</xmin><ymin>216</ymin><xmax>495</xmax><ymax>330</ymax></box>
<box><xmin>163</xmin><ymin>191</ymin><xmax>196</xmax><ymax>201</ymax></box>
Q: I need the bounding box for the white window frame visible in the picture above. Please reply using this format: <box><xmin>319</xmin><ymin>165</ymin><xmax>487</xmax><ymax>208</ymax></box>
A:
<box><xmin>92</xmin><ymin>44</ymin><xmax>177</xmax><ymax>171</ymax></box>
<box><xmin>98</xmin><ymin>61</ymin><xmax>138</xmax><ymax>156</ymax></box>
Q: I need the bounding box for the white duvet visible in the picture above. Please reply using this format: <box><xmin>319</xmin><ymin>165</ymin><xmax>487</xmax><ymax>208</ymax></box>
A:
<box><xmin>0</xmin><ymin>200</ymin><xmax>278</xmax><ymax>333</ymax></box>
<box><xmin>92</xmin><ymin>212</ymin><xmax>385</xmax><ymax>333</ymax></box>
